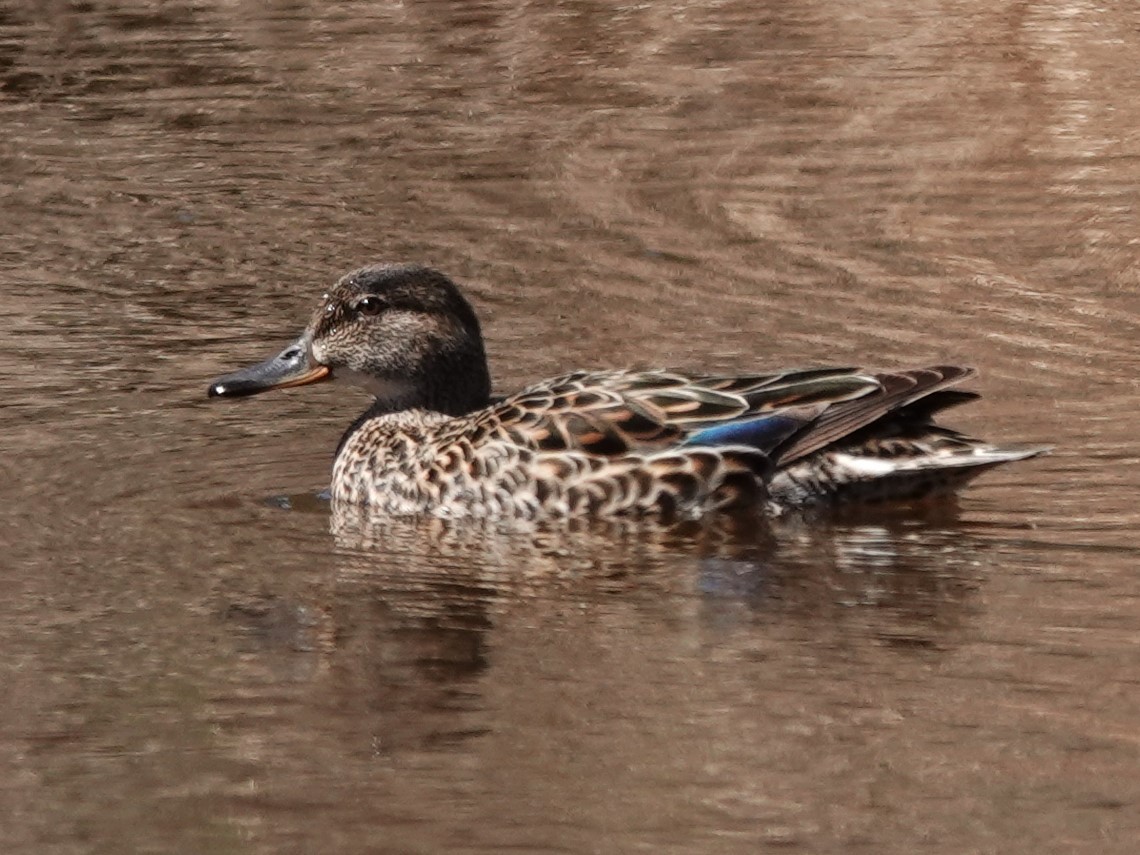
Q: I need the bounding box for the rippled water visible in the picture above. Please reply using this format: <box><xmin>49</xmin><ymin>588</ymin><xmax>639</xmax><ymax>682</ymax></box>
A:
<box><xmin>1</xmin><ymin>1</ymin><xmax>1137</xmax><ymax>852</ymax></box>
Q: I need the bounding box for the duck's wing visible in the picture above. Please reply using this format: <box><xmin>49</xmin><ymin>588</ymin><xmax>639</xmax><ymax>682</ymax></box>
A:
<box><xmin>770</xmin><ymin>365</ymin><xmax>978</xmax><ymax>465</ymax></box>
<box><xmin>472</xmin><ymin>367</ymin><xmax>881</xmax><ymax>457</ymax></box>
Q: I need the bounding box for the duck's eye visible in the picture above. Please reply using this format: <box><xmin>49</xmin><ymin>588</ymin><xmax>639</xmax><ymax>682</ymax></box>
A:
<box><xmin>355</xmin><ymin>296</ymin><xmax>383</xmax><ymax>317</ymax></box>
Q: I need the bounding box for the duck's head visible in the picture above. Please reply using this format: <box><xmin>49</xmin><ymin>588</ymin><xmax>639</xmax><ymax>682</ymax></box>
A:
<box><xmin>208</xmin><ymin>264</ymin><xmax>492</xmax><ymax>415</ymax></box>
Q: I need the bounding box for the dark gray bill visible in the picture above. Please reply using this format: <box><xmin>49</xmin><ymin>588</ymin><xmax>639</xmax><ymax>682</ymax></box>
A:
<box><xmin>208</xmin><ymin>337</ymin><xmax>330</xmax><ymax>398</ymax></box>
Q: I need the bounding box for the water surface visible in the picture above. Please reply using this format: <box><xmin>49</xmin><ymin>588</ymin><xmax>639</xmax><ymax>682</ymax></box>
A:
<box><xmin>1</xmin><ymin>1</ymin><xmax>1137</xmax><ymax>852</ymax></box>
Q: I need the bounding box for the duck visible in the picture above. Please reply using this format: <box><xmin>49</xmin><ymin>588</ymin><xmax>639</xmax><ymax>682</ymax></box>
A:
<box><xmin>208</xmin><ymin>264</ymin><xmax>1046</xmax><ymax>518</ymax></box>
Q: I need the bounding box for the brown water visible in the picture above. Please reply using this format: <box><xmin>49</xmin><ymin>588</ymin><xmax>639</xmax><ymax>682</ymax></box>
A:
<box><xmin>1</xmin><ymin>1</ymin><xmax>1137</xmax><ymax>852</ymax></box>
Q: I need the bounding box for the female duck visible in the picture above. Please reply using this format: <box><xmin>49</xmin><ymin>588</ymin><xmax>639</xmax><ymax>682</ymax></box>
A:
<box><xmin>209</xmin><ymin>264</ymin><xmax>1044</xmax><ymax>518</ymax></box>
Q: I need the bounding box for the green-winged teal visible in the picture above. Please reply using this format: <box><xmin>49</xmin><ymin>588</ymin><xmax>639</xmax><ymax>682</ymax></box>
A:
<box><xmin>208</xmin><ymin>264</ymin><xmax>1045</xmax><ymax>518</ymax></box>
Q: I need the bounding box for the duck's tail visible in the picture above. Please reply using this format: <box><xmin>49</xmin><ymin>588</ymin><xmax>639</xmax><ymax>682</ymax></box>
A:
<box><xmin>768</xmin><ymin>442</ymin><xmax>1049</xmax><ymax>508</ymax></box>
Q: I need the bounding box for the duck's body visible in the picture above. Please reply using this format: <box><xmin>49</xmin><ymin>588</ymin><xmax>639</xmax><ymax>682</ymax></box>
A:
<box><xmin>209</xmin><ymin>264</ymin><xmax>1045</xmax><ymax>519</ymax></box>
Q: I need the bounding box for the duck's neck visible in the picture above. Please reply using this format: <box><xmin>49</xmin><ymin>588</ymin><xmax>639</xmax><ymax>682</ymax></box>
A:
<box><xmin>333</xmin><ymin>365</ymin><xmax>491</xmax><ymax>460</ymax></box>
<box><xmin>331</xmin><ymin>338</ymin><xmax>493</xmax><ymax>463</ymax></box>
<box><xmin>337</xmin><ymin>348</ymin><xmax>491</xmax><ymax>421</ymax></box>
